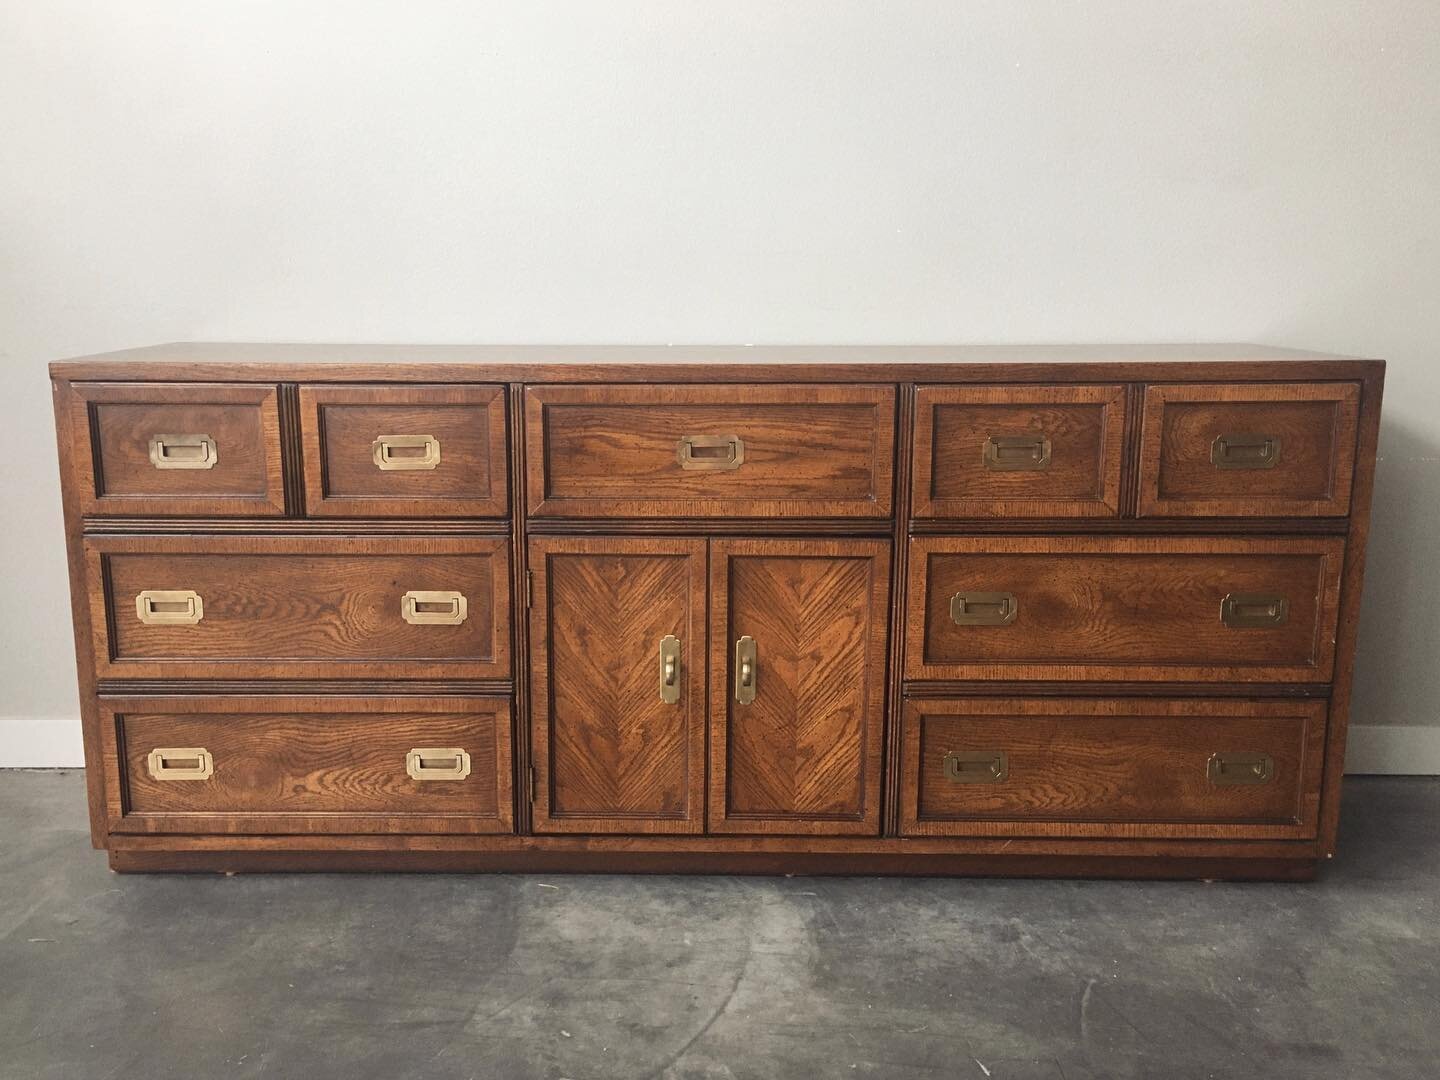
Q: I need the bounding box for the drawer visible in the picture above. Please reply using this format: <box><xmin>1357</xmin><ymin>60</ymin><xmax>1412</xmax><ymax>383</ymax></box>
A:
<box><xmin>99</xmin><ymin>696</ymin><xmax>512</xmax><ymax>834</ymax></box>
<box><xmin>912</xmin><ymin>385</ymin><xmax>1126</xmax><ymax>518</ymax></box>
<box><xmin>65</xmin><ymin>382</ymin><xmax>285</xmax><ymax>516</ymax></box>
<box><xmin>84</xmin><ymin>535</ymin><xmax>510</xmax><ymax>680</ymax></box>
<box><xmin>900</xmin><ymin>697</ymin><xmax>1325</xmax><ymax>839</ymax></box>
<box><xmin>298</xmin><ymin>384</ymin><xmax>508</xmax><ymax>517</ymax></box>
<box><xmin>905</xmin><ymin>536</ymin><xmax>1344</xmax><ymax>682</ymax></box>
<box><xmin>524</xmin><ymin>384</ymin><xmax>895</xmax><ymax>518</ymax></box>
<box><xmin>1138</xmin><ymin>382</ymin><xmax>1361</xmax><ymax>517</ymax></box>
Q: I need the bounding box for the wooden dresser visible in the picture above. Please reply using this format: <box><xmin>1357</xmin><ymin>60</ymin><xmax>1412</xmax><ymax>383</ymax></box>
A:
<box><xmin>49</xmin><ymin>344</ymin><xmax>1384</xmax><ymax>879</ymax></box>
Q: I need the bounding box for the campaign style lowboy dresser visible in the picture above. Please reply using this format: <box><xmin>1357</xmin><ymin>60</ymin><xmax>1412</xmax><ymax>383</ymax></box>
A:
<box><xmin>49</xmin><ymin>343</ymin><xmax>1384</xmax><ymax>879</ymax></box>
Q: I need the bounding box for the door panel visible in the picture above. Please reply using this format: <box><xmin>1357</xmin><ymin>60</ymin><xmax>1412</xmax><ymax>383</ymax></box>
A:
<box><xmin>530</xmin><ymin>538</ymin><xmax>706</xmax><ymax>834</ymax></box>
<box><xmin>709</xmin><ymin>539</ymin><xmax>890</xmax><ymax>835</ymax></box>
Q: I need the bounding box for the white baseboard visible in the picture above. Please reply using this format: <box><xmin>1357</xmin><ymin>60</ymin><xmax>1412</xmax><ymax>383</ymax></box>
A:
<box><xmin>0</xmin><ymin>717</ymin><xmax>85</xmax><ymax>768</ymax></box>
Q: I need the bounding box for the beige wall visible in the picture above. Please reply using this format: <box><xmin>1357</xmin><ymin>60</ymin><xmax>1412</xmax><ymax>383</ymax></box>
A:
<box><xmin>2</xmin><ymin>2</ymin><xmax>1437</xmax><ymax>768</ymax></box>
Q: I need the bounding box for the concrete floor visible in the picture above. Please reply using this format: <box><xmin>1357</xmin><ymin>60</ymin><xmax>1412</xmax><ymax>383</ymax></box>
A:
<box><xmin>1</xmin><ymin>774</ymin><xmax>1436</xmax><ymax>1080</ymax></box>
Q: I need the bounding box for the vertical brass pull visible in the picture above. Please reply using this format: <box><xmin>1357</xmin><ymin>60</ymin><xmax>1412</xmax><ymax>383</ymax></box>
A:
<box><xmin>734</xmin><ymin>635</ymin><xmax>757</xmax><ymax>704</ymax></box>
<box><xmin>943</xmin><ymin>751</ymin><xmax>1008</xmax><ymax>783</ymax></box>
<box><xmin>135</xmin><ymin>590</ymin><xmax>204</xmax><ymax>625</ymax></box>
<box><xmin>1221</xmin><ymin>593</ymin><xmax>1288</xmax><ymax>628</ymax></box>
<box><xmin>1208</xmin><ymin>753</ymin><xmax>1274</xmax><ymax>786</ymax></box>
<box><xmin>401</xmin><ymin>590</ymin><xmax>468</xmax><ymax>625</ymax></box>
<box><xmin>983</xmin><ymin>435</ymin><xmax>1051</xmax><ymax>470</ymax></box>
<box><xmin>149</xmin><ymin>434</ymin><xmax>217</xmax><ymax>470</ymax></box>
<box><xmin>659</xmin><ymin>635</ymin><xmax>681</xmax><ymax>704</ymax></box>
<box><xmin>950</xmin><ymin>592</ymin><xmax>1017</xmax><ymax>626</ymax></box>
<box><xmin>406</xmin><ymin>748</ymin><xmax>471</xmax><ymax>781</ymax></box>
<box><xmin>677</xmin><ymin>434</ymin><xmax>745</xmax><ymax>471</ymax></box>
<box><xmin>372</xmin><ymin>434</ymin><xmax>441</xmax><ymax>470</ymax></box>
<box><xmin>1211</xmin><ymin>433</ymin><xmax>1281</xmax><ymax>469</ymax></box>
<box><xmin>147</xmin><ymin>747</ymin><xmax>214</xmax><ymax>781</ymax></box>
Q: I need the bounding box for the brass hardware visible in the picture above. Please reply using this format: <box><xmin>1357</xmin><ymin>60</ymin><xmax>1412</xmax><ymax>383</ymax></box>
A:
<box><xmin>1221</xmin><ymin>592</ymin><xmax>1289</xmax><ymax>628</ymax></box>
<box><xmin>734</xmin><ymin>635</ymin><xmax>757</xmax><ymax>705</ymax></box>
<box><xmin>372</xmin><ymin>434</ymin><xmax>441</xmax><ymax>471</ymax></box>
<box><xmin>943</xmin><ymin>750</ymin><xmax>1008</xmax><ymax>783</ymax></box>
<box><xmin>146</xmin><ymin>747</ymin><xmax>213</xmax><ymax>781</ymax></box>
<box><xmin>659</xmin><ymin>635</ymin><xmax>682</xmax><ymax>704</ymax></box>
<box><xmin>135</xmin><ymin>589</ymin><xmax>204</xmax><ymax>625</ymax></box>
<box><xmin>950</xmin><ymin>592</ymin><xmax>1017</xmax><ymax>626</ymax></box>
<box><xmin>1208</xmin><ymin>752</ymin><xmax>1274</xmax><ymax>786</ymax></box>
<box><xmin>405</xmin><ymin>748</ymin><xmax>471</xmax><ymax>781</ymax></box>
<box><xmin>677</xmin><ymin>434</ymin><xmax>745</xmax><ymax>471</ymax></box>
<box><xmin>1211</xmin><ymin>433</ymin><xmax>1281</xmax><ymax>469</ymax></box>
<box><xmin>983</xmin><ymin>435</ymin><xmax>1052</xmax><ymax>471</ymax></box>
<box><xmin>400</xmin><ymin>590</ymin><xmax>468</xmax><ymax>625</ymax></box>
<box><xmin>148</xmin><ymin>434</ymin><xmax>217</xmax><ymax>470</ymax></box>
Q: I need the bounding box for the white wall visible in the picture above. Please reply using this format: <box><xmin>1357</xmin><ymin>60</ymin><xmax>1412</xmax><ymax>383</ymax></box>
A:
<box><xmin>2</xmin><ymin>1</ymin><xmax>1437</xmax><ymax>770</ymax></box>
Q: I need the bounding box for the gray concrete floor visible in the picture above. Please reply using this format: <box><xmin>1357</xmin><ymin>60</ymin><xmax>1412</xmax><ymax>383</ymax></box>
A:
<box><xmin>1</xmin><ymin>773</ymin><xmax>1437</xmax><ymax>1080</ymax></box>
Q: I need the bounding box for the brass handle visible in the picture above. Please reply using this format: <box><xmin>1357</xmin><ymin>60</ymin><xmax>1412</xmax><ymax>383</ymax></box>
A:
<box><xmin>1221</xmin><ymin>593</ymin><xmax>1288</xmax><ymax>628</ymax></box>
<box><xmin>677</xmin><ymin>434</ymin><xmax>745</xmax><ymax>471</ymax></box>
<box><xmin>983</xmin><ymin>435</ymin><xmax>1052</xmax><ymax>471</ymax></box>
<box><xmin>1208</xmin><ymin>752</ymin><xmax>1274</xmax><ymax>786</ymax></box>
<box><xmin>659</xmin><ymin>634</ymin><xmax>681</xmax><ymax>703</ymax></box>
<box><xmin>943</xmin><ymin>751</ymin><xmax>1008</xmax><ymax>783</ymax></box>
<box><xmin>149</xmin><ymin>434</ymin><xmax>217</xmax><ymax>470</ymax></box>
<box><xmin>406</xmin><ymin>748</ymin><xmax>471</xmax><ymax>781</ymax></box>
<box><xmin>372</xmin><ymin>434</ymin><xmax>441</xmax><ymax>470</ymax></box>
<box><xmin>400</xmin><ymin>590</ymin><xmax>468</xmax><ymax>625</ymax></box>
<box><xmin>135</xmin><ymin>589</ymin><xmax>204</xmax><ymax>625</ymax></box>
<box><xmin>950</xmin><ymin>592</ymin><xmax>1017</xmax><ymax>626</ymax></box>
<box><xmin>1211</xmin><ymin>433</ymin><xmax>1281</xmax><ymax>469</ymax></box>
<box><xmin>734</xmin><ymin>635</ymin><xmax>757</xmax><ymax>704</ymax></box>
<box><xmin>147</xmin><ymin>747</ymin><xmax>214</xmax><ymax>781</ymax></box>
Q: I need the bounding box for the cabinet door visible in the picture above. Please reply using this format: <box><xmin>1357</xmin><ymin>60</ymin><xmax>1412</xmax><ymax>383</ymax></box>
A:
<box><xmin>709</xmin><ymin>539</ymin><xmax>890</xmax><ymax>835</ymax></box>
<box><xmin>529</xmin><ymin>538</ymin><xmax>706</xmax><ymax>834</ymax></box>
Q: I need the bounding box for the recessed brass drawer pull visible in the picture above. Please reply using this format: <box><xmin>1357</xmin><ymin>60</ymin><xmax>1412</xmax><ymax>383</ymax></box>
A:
<box><xmin>983</xmin><ymin>434</ymin><xmax>1052</xmax><ymax>471</ymax></box>
<box><xmin>734</xmin><ymin>635</ymin><xmax>757</xmax><ymax>704</ymax></box>
<box><xmin>950</xmin><ymin>591</ymin><xmax>1017</xmax><ymax>626</ymax></box>
<box><xmin>677</xmin><ymin>434</ymin><xmax>745</xmax><ymax>471</ymax></box>
<box><xmin>372</xmin><ymin>434</ymin><xmax>441</xmax><ymax>470</ymax></box>
<box><xmin>148</xmin><ymin>433</ymin><xmax>218</xmax><ymax>470</ymax></box>
<box><xmin>147</xmin><ymin>747</ymin><xmax>214</xmax><ymax>781</ymax></box>
<box><xmin>1211</xmin><ymin>432</ymin><xmax>1281</xmax><ymax>469</ymax></box>
<box><xmin>659</xmin><ymin>634</ymin><xmax>682</xmax><ymax>704</ymax></box>
<box><xmin>1220</xmin><ymin>592</ymin><xmax>1288</xmax><ymax>628</ymax></box>
<box><xmin>943</xmin><ymin>750</ymin><xmax>1008</xmax><ymax>783</ymax></box>
<box><xmin>406</xmin><ymin>747</ymin><xmax>471</xmax><ymax>781</ymax></box>
<box><xmin>135</xmin><ymin>589</ymin><xmax>204</xmax><ymax>625</ymax></box>
<box><xmin>1208</xmin><ymin>752</ymin><xmax>1274</xmax><ymax>786</ymax></box>
<box><xmin>400</xmin><ymin>590</ymin><xmax>468</xmax><ymax>625</ymax></box>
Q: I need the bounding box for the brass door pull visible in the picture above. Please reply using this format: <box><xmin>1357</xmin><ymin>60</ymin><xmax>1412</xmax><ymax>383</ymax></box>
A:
<box><xmin>950</xmin><ymin>592</ymin><xmax>1017</xmax><ymax>626</ymax></box>
<box><xmin>1208</xmin><ymin>752</ymin><xmax>1274</xmax><ymax>786</ymax></box>
<box><xmin>372</xmin><ymin>434</ymin><xmax>441</xmax><ymax>470</ymax></box>
<box><xmin>943</xmin><ymin>751</ymin><xmax>1008</xmax><ymax>783</ymax></box>
<box><xmin>734</xmin><ymin>635</ymin><xmax>757</xmax><ymax>704</ymax></box>
<box><xmin>400</xmin><ymin>590</ymin><xmax>468</xmax><ymax>625</ymax></box>
<box><xmin>677</xmin><ymin>434</ymin><xmax>745</xmax><ymax>471</ymax></box>
<box><xmin>1212</xmin><ymin>433</ymin><xmax>1281</xmax><ymax>469</ymax></box>
<box><xmin>1221</xmin><ymin>593</ymin><xmax>1288</xmax><ymax>628</ymax></box>
<box><xmin>135</xmin><ymin>590</ymin><xmax>204</xmax><ymax>625</ymax></box>
<box><xmin>147</xmin><ymin>747</ymin><xmax>214</xmax><ymax>781</ymax></box>
<box><xmin>406</xmin><ymin>748</ymin><xmax>471</xmax><ymax>781</ymax></box>
<box><xmin>983</xmin><ymin>435</ymin><xmax>1052</xmax><ymax>471</ymax></box>
<box><xmin>659</xmin><ymin>635</ymin><xmax>681</xmax><ymax>703</ymax></box>
<box><xmin>149</xmin><ymin>434</ymin><xmax>217</xmax><ymax>470</ymax></box>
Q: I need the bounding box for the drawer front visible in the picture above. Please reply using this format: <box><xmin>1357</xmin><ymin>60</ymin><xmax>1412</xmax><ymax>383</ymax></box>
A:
<box><xmin>1138</xmin><ymin>382</ymin><xmax>1361</xmax><ymax>517</ymax></box>
<box><xmin>906</xmin><ymin>536</ymin><xmax>1344</xmax><ymax>682</ymax></box>
<box><xmin>912</xmin><ymin>385</ymin><xmax>1126</xmax><ymax>518</ymax></box>
<box><xmin>524</xmin><ymin>384</ymin><xmax>896</xmax><ymax>518</ymax></box>
<box><xmin>85</xmin><ymin>536</ymin><xmax>510</xmax><ymax>679</ymax></box>
<box><xmin>900</xmin><ymin>697</ymin><xmax>1325</xmax><ymax>839</ymax></box>
<box><xmin>67</xmin><ymin>382</ymin><xmax>285</xmax><ymax>516</ymax></box>
<box><xmin>100</xmin><ymin>696</ymin><xmax>512</xmax><ymax>834</ymax></box>
<box><xmin>298</xmin><ymin>384</ymin><xmax>509</xmax><ymax>517</ymax></box>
